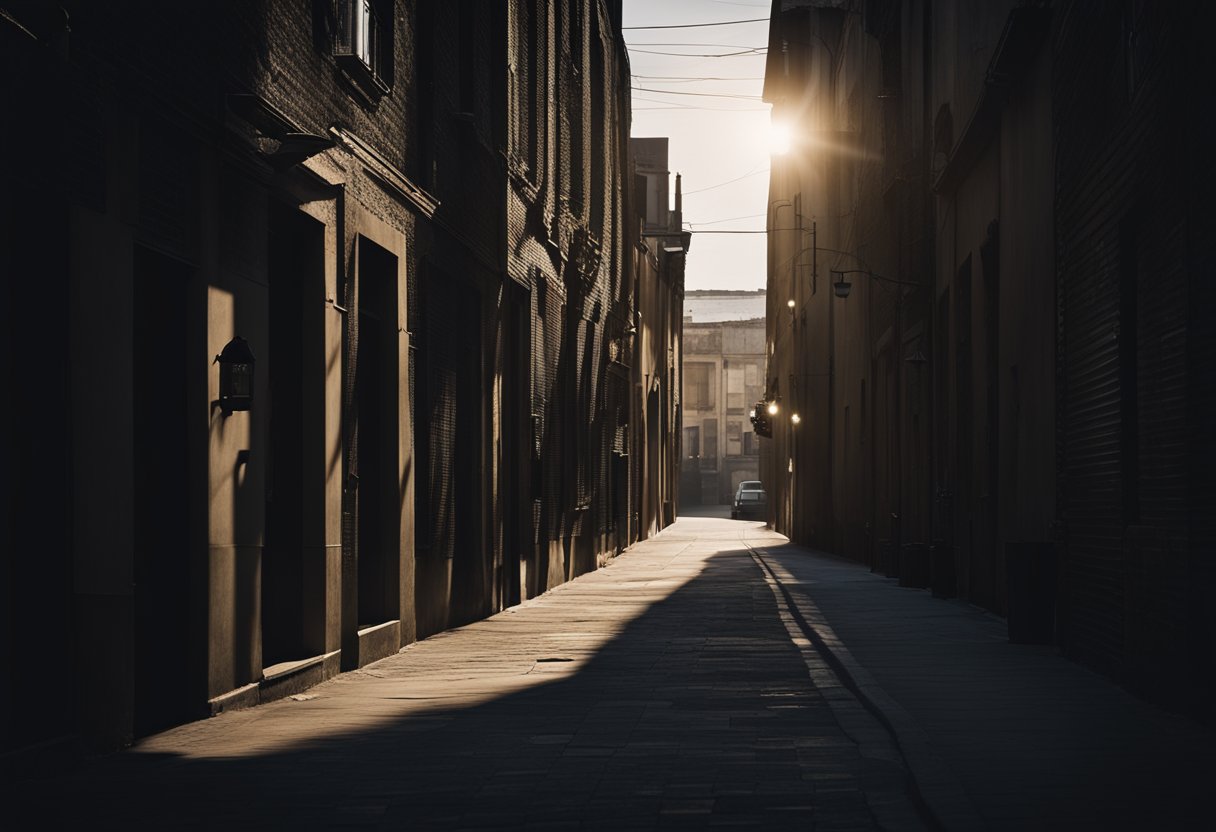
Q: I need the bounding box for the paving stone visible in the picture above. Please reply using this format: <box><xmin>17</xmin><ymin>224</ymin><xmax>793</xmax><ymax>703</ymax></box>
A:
<box><xmin>9</xmin><ymin>516</ymin><xmax>929</xmax><ymax>830</ymax></box>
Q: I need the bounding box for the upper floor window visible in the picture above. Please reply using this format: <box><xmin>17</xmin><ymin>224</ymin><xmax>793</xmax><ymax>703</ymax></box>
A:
<box><xmin>335</xmin><ymin>0</ymin><xmax>394</xmax><ymax>98</ymax></box>
<box><xmin>684</xmin><ymin>362</ymin><xmax>713</xmax><ymax>410</ymax></box>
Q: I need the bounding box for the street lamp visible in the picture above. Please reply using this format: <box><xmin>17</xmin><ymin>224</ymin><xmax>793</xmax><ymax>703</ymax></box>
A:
<box><xmin>790</xmin><ymin>413</ymin><xmax>801</xmax><ymax>424</ymax></box>
<box><xmin>750</xmin><ymin>400</ymin><xmax>774</xmax><ymax>438</ymax></box>
<box><xmin>832</xmin><ymin>270</ymin><xmax>857</xmax><ymax>298</ymax></box>
<box><xmin>830</xmin><ymin>268</ymin><xmax>919</xmax><ymax>299</ymax></box>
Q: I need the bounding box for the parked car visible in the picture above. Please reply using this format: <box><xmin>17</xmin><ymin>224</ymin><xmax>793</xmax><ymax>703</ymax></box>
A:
<box><xmin>731</xmin><ymin>481</ymin><xmax>767</xmax><ymax>519</ymax></box>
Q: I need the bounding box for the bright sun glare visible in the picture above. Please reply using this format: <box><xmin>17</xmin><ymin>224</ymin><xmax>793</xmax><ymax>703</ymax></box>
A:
<box><xmin>768</xmin><ymin>120</ymin><xmax>792</xmax><ymax>155</ymax></box>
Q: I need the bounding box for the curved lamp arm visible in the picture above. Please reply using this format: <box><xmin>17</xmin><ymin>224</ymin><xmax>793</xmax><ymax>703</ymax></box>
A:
<box><xmin>830</xmin><ymin>269</ymin><xmax>919</xmax><ymax>299</ymax></box>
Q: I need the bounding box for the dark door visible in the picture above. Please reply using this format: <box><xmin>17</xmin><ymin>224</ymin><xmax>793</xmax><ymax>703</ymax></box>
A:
<box><xmin>356</xmin><ymin>239</ymin><xmax>398</xmax><ymax>628</ymax></box>
<box><xmin>1</xmin><ymin>184</ymin><xmax>74</xmax><ymax>750</ymax></box>
<box><xmin>263</xmin><ymin>204</ymin><xmax>323</xmax><ymax>665</ymax></box>
<box><xmin>133</xmin><ymin>245</ymin><xmax>194</xmax><ymax>736</ymax></box>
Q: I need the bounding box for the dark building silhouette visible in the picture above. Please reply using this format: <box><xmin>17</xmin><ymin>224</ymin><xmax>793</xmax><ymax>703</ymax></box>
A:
<box><xmin>1</xmin><ymin>0</ymin><xmax>684</xmax><ymax>753</ymax></box>
<box><xmin>762</xmin><ymin>0</ymin><xmax>1215</xmax><ymax>718</ymax></box>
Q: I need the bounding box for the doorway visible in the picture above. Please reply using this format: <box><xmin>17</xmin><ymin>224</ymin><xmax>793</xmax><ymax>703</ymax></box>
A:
<box><xmin>132</xmin><ymin>245</ymin><xmax>194</xmax><ymax>736</ymax></box>
<box><xmin>356</xmin><ymin>238</ymin><xmax>399</xmax><ymax>629</ymax></box>
<box><xmin>263</xmin><ymin>204</ymin><xmax>324</xmax><ymax>666</ymax></box>
<box><xmin>1</xmin><ymin>184</ymin><xmax>74</xmax><ymax>750</ymax></box>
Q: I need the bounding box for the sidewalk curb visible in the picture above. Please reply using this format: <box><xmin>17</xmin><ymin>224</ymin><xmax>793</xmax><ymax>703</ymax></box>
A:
<box><xmin>744</xmin><ymin>536</ymin><xmax>986</xmax><ymax>832</ymax></box>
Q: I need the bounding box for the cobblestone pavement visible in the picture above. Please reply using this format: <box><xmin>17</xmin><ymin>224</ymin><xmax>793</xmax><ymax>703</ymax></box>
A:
<box><xmin>10</xmin><ymin>516</ymin><xmax>926</xmax><ymax>831</ymax></box>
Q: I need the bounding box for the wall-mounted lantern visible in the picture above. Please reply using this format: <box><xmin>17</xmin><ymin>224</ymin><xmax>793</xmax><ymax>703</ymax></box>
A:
<box><xmin>750</xmin><ymin>400</ymin><xmax>774</xmax><ymax>438</ymax></box>
<box><xmin>215</xmin><ymin>336</ymin><xmax>255</xmax><ymax>414</ymax></box>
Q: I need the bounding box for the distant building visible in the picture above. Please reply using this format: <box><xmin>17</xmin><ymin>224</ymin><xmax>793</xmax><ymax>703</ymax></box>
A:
<box><xmin>680</xmin><ymin>291</ymin><xmax>766</xmax><ymax>506</ymax></box>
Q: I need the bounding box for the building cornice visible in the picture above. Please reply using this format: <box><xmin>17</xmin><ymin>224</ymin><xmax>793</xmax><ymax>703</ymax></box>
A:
<box><xmin>329</xmin><ymin>125</ymin><xmax>440</xmax><ymax>218</ymax></box>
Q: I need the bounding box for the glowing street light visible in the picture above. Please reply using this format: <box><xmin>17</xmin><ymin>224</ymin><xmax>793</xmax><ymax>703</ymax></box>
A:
<box><xmin>766</xmin><ymin>401</ymin><xmax>779</xmax><ymax>416</ymax></box>
<box><xmin>790</xmin><ymin>413</ymin><xmax>801</xmax><ymax>425</ymax></box>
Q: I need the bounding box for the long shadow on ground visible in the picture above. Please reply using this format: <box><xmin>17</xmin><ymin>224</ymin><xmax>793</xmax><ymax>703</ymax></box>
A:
<box><xmin>12</xmin><ymin>545</ymin><xmax>908</xmax><ymax>830</ymax></box>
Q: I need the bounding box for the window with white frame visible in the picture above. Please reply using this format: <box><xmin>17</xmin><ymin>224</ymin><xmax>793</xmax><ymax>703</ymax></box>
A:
<box><xmin>334</xmin><ymin>0</ymin><xmax>393</xmax><ymax>96</ymax></box>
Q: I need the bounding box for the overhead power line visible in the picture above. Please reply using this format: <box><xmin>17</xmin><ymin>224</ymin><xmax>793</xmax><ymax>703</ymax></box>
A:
<box><xmin>687</xmin><ymin>213</ymin><xmax>767</xmax><ymax>226</ymax></box>
<box><xmin>631</xmin><ymin>74</ymin><xmax>765</xmax><ymax>81</ymax></box>
<box><xmin>683</xmin><ymin>167</ymin><xmax>770</xmax><ymax>195</ymax></box>
<box><xmin>625</xmin><ymin>42</ymin><xmax>766</xmax><ymax>48</ymax></box>
<box><xmin>633</xmin><ymin>97</ymin><xmax>768</xmax><ymax>112</ymax></box>
<box><xmin>632</xmin><ymin>86</ymin><xmax>762</xmax><ymax>100</ymax></box>
<box><xmin>628</xmin><ymin>47</ymin><xmax>766</xmax><ymax>57</ymax></box>
<box><xmin>634</xmin><ymin>105</ymin><xmax>769</xmax><ymax>112</ymax></box>
<box><xmin>622</xmin><ymin>17</ymin><xmax>768</xmax><ymax>30</ymax></box>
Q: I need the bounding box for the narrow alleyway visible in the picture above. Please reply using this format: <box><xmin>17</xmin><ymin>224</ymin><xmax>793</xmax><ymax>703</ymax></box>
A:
<box><xmin>12</xmin><ymin>515</ymin><xmax>1214</xmax><ymax>830</ymax></box>
<box><xmin>12</xmin><ymin>516</ymin><xmax>923</xmax><ymax>831</ymax></box>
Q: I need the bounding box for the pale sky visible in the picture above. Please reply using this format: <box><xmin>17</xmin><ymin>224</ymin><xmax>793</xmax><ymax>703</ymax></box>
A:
<box><xmin>622</xmin><ymin>0</ymin><xmax>772</xmax><ymax>291</ymax></box>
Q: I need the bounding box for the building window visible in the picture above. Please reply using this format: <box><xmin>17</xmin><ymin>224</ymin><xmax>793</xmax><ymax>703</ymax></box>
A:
<box><xmin>684</xmin><ymin>362</ymin><xmax>713</xmax><ymax>409</ymax></box>
<box><xmin>743</xmin><ymin>431</ymin><xmax>756</xmax><ymax>456</ymax></box>
<box><xmin>726</xmin><ymin>419</ymin><xmax>742</xmax><ymax>457</ymax></box>
<box><xmin>335</xmin><ymin>0</ymin><xmax>393</xmax><ymax>97</ymax></box>
<box><xmin>726</xmin><ymin>367</ymin><xmax>744</xmax><ymax>412</ymax></box>
<box><xmin>353</xmin><ymin>0</ymin><xmax>379</xmax><ymax>67</ymax></box>
<box><xmin>683</xmin><ymin>426</ymin><xmax>700</xmax><ymax>459</ymax></box>
<box><xmin>701</xmin><ymin>419</ymin><xmax>718</xmax><ymax>470</ymax></box>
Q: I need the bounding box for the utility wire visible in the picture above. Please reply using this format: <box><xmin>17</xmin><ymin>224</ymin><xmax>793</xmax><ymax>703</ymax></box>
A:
<box><xmin>683</xmin><ymin>167</ymin><xmax>769</xmax><ymax>195</ymax></box>
<box><xmin>625</xmin><ymin>42</ymin><xmax>766</xmax><ymax>48</ymax></box>
<box><xmin>628</xmin><ymin>47</ymin><xmax>765</xmax><ymax>57</ymax></box>
<box><xmin>687</xmin><ymin>212</ymin><xmax>767</xmax><ymax>226</ymax></box>
<box><xmin>686</xmin><ymin>228</ymin><xmax>866</xmax><ymax>236</ymax></box>
<box><xmin>631</xmin><ymin>74</ymin><xmax>765</xmax><ymax>81</ymax></box>
<box><xmin>632</xmin><ymin>86</ymin><xmax>762</xmax><ymax>100</ymax></box>
<box><xmin>623</xmin><ymin>17</ymin><xmax>768</xmax><ymax>30</ymax></box>
<box><xmin>632</xmin><ymin>96</ymin><xmax>766</xmax><ymax>112</ymax></box>
<box><xmin>635</xmin><ymin>106</ymin><xmax>769</xmax><ymax>112</ymax></box>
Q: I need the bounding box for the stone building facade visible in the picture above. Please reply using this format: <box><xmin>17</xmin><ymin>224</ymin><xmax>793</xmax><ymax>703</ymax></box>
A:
<box><xmin>680</xmin><ymin>292</ymin><xmax>766</xmax><ymax>506</ymax></box>
<box><xmin>630</xmin><ymin>138</ymin><xmax>689</xmax><ymax>537</ymax></box>
<box><xmin>762</xmin><ymin>0</ymin><xmax>1216</xmax><ymax>718</ymax></box>
<box><xmin>1</xmin><ymin>0</ymin><xmax>675</xmax><ymax>752</ymax></box>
